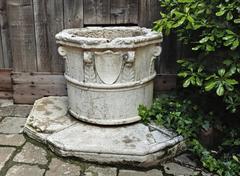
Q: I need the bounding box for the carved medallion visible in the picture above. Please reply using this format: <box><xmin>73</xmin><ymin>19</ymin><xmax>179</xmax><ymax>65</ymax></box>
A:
<box><xmin>95</xmin><ymin>50</ymin><xmax>123</xmax><ymax>85</ymax></box>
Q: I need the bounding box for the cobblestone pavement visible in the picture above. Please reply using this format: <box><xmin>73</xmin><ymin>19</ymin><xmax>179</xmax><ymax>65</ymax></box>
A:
<box><xmin>0</xmin><ymin>99</ymin><xmax>215</xmax><ymax>176</ymax></box>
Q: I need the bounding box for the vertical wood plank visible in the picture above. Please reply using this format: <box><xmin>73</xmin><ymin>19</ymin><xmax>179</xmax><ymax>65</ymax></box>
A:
<box><xmin>84</xmin><ymin>0</ymin><xmax>111</xmax><ymax>25</ymax></box>
<box><xmin>33</xmin><ymin>0</ymin><xmax>50</xmax><ymax>72</ymax></box>
<box><xmin>7</xmin><ymin>0</ymin><xmax>37</xmax><ymax>72</ymax></box>
<box><xmin>64</xmin><ymin>0</ymin><xmax>84</xmax><ymax>28</ymax></box>
<box><xmin>46</xmin><ymin>0</ymin><xmax>64</xmax><ymax>73</ymax></box>
<box><xmin>0</xmin><ymin>30</ymin><xmax>4</xmax><ymax>68</ymax></box>
<box><xmin>139</xmin><ymin>0</ymin><xmax>161</xmax><ymax>28</ymax></box>
<box><xmin>0</xmin><ymin>2</ymin><xmax>4</xmax><ymax>68</ymax></box>
<box><xmin>110</xmin><ymin>0</ymin><xmax>138</xmax><ymax>24</ymax></box>
<box><xmin>0</xmin><ymin>0</ymin><xmax>12</xmax><ymax>68</ymax></box>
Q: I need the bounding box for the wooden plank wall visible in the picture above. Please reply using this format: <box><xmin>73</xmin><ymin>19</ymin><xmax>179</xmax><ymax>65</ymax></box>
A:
<box><xmin>0</xmin><ymin>0</ymin><xmax>177</xmax><ymax>104</ymax></box>
<box><xmin>0</xmin><ymin>0</ymin><xmax>12</xmax><ymax>68</ymax></box>
<box><xmin>0</xmin><ymin>69</ymin><xmax>12</xmax><ymax>99</ymax></box>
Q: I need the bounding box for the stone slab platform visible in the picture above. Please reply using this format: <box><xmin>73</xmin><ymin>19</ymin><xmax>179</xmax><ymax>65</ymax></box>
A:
<box><xmin>23</xmin><ymin>96</ymin><xmax>185</xmax><ymax>167</ymax></box>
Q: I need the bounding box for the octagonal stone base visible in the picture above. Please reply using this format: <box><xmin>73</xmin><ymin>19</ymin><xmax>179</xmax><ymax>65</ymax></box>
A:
<box><xmin>23</xmin><ymin>96</ymin><xmax>186</xmax><ymax>167</ymax></box>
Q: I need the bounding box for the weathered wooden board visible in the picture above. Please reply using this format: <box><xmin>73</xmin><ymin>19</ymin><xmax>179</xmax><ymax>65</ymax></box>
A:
<box><xmin>7</xmin><ymin>0</ymin><xmax>37</xmax><ymax>72</ymax></box>
<box><xmin>84</xmin><ymin>0</ymin><xmax>111</xmax><ymax>25</ymax></box>
<box><xmin>0</xmin><ymin>69</ymin><xmax>13</xmax><ymax>99</ymax></box>
<box><xmin>154</xmin><ymin>74</ymin><xmax>177</xmax><ymax>91</ymax></box>
<box><xmin>139</xmin><ymin>0</ymin><xmax>161</xmax><ymax>28</ymax></box>
<box><xmin>0</xmin><ymin>29</ymin><xmax>3</xmax><ymax>68</ymax></box>
<box><xmin>46</xmin><ymin>0</ymin><xmax>64</xmax><ymax>73</ymax></box>
<box><xmin>0</xmin><ymin>0</ymin><xmax>12</xmax><ymax>68</ymax></box>
<box><xmin>64</xmin><ymin>0</ymin><xmax>84</xmax><ymax>28</ymax></box>
<box><xmin>33</xmin><ymin>0</ymin><xmax>50</xmax><ymax>72</ymax></box>
<box><xmin>110</xmin><ymin>0</ymin><xmax>138</xmax><ymax>24</ymax></box>
<box><xmin>12</xmin><ymin>72</ymin><xmax>67</xmax><ymax>104</ymax></box>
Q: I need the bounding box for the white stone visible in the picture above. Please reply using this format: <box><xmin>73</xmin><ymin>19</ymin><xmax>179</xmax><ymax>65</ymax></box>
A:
<box><xmin>56</xmin><ymin>27</ymin><xmax>162</xmax><ymax>125</ymax></box>
<box><xmin>24</xmin><ymin>96</ymin><xmax>77</xmax><ymax>143</ymax></box>
<box><xmin>24</xmin><ymin>97</ymin><xmax>185</xmax><ymax>167</ymax></box>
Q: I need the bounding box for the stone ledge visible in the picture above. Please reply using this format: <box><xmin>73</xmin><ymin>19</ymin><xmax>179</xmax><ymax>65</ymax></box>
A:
<box><xmin>23</xmin><ymin>96</ymin><xmax>185</xmax><ymax>168</ymax></box>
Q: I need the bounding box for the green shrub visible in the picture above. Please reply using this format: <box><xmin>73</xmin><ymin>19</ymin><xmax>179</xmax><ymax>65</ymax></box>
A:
<box><xmin>154</xmin><ymin>0</ymin><xmax>240</xmax><ymax>113</ymax></box>
<box><xmin>139</xmin><ymin>97</ymin><xmax>240</xmax><ymax>176</ymax></box>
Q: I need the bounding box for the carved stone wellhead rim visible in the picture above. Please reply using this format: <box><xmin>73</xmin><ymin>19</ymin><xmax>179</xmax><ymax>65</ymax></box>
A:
<box><xmin>55</xmin><ymin>27</ymin><xmax>162</xmax><ymax>49</ymax></box>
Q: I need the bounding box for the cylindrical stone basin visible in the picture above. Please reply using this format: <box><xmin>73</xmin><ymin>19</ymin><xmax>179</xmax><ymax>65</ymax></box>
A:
<box><xmin>56</xmin><ymin>27</ymin><xmax>162</xmax><ymax>125</ymax></box>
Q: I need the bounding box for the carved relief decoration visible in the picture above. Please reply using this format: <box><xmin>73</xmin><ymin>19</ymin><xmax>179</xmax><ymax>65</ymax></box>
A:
<box><xmin>83</xmin><ymin>50</ymin><xmax>136</xmax><ymax>84</ymax></box>
<box><xmin>149</xmin><ymin>46</ymin><xmax>162</xmax><ymax>76</ymax></box>
<box><xmin>120</xmin><ymin>51</ymin><xmax>135</xmax><ymax>82</ymax></box>
<box><xmin>83</xmin><ymin>52</ymin><xmax>97</xmax><ymax>83</ymax></box>
<box><xmin>58</xmin><ymin>47</ymin><xmax>70</xmax><ymax>76</ymax></box>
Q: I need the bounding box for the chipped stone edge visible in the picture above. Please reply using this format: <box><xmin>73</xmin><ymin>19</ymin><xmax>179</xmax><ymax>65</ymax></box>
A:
<box><xmin>47</xmin><ymin>139</ymin><xmax>186</xmax><ymax>168</ymax></box>
<box><xmin>55</xmin><ymin>27</ymin><xmax>162</xmax><ymax>49</ymax></box>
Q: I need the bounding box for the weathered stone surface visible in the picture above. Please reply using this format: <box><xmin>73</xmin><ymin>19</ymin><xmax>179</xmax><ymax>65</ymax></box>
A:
<box><xmin>0</xmin><ymin>99</ymin><xmax>13</xmax><ymax>107</ymax></box>
<box><xmin>13</xmin><ymin>142</ymin><xmax>48</xmax><ymax>165</ymax></box>
<box><xmin>0</xmin><ymin>134</ymin><xmax>26</xmax><ymax>146</ymax></box>
<box><xmin>85</xmin><ymin>166</ymin><xmax>117</xmax><ymax>176</ymax></box>
<box><xmin>57</xmin><ymin>27</ymin><xmax>162</xmax><ymax>125</ymax></box>
<box><xmin>24</xmin><ymin>97</ymin><xmax>184</xmax><ymax>167</ymax></box>
<box><xmin>175</xmin><ymin>153</ymin><xmax>197</xmax><ymax>167</ymax></box>
<box><xmin>12</xmin><ymin>105</ymin><xmax>33</xmax><ymax>118</ymax></box>
<box><xmin>0</xmin><ymin>147</ymin><xmax>15</xmax><ymax>170</ymax></box>
<box><xmin>0</xmin><ymin>117</ymin><xmax>26</xmax><ymax>134</ymax></box>
<box><xmin>0</xmin><ymin>106</ymin><xmax>14</xmax><ymax>117</ymax></box>
<box><xmin>163</xmin><ymin>162</ymin><xmax>198</xmax><ymax>176</ymax></box>
<box><xmin>45</xmin><ymin>158</ymin><xmax>81</xmax><ymax>176</ymax></box>
<box><xmin>47</xmin><ymin>121</ymin><xmax>183</xmax><ymax>167</ymax></box>
<box><xmin>25</xmin><ymin>96</ymin><xmax>76</xmax><ymax>133</ymax></box>
<box><xmin>118</xmin><ymin>169</ymin><xmax>163</xmax><ymax>176</ymax></box>
<box><xmin>6</xmin><ymin>165</ymin><xmax>45</xmax><ymax>176</ymax></box>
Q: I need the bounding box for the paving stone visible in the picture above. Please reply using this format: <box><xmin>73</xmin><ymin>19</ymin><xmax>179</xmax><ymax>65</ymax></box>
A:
<box><xmin>0</xmin><ymin>147</ymin><xmax>16</xmax><ymax>170</ymax></box>
<box><xmin>118</xmin><ymin>169</ymin><xmax>163</xmax><ymax>176</ymax></box>
<box><xmin>6</xmin><ymin>165</ymin><xmax>45</xmax><ymax>176</ymax></box>
<box><xmin>0</xmin><ymin>99</ymin><xmax>13</xmax><ymax>107</ymax></box>
<box><xmin>0</xmin><ymin>117</ymin><xmax>26</xmax><ymax>134</ymax></box>
<box><xmin>0</xmin><ymin>106</ymin><xmax>14</xmax><ymax>117</ymax></box>
<box><xmin>12</xmin><ymin>105</ymin><xmax>33</xmax><ymax>118</ymax></box>
<box><xmin>45</xmin><ymin>158</ymin><xmax>81</xmax><ymax>176</ymax></box>
<box><xmin>13</xmin><ymin>142</ymin><xmax>48</xmax><ymax>165</ymax></box>
<box><xmin>175</xmin><ymin>153</ymin><xmax>197</xmax><ymax>167</ymax></box>
<box><xmin>163</xmin><ymin>162</ymin><xmax>199</xmax><ymax>176</ymax></box>
<box><xmin>0</xmin><ymin>134</ymin><xmax>26</xmax><ymax>146</ymax></box>
<box><xmin>85</xmin><ymin>166</ymin><xmax>117</xmax><ymax>176</ymax></box>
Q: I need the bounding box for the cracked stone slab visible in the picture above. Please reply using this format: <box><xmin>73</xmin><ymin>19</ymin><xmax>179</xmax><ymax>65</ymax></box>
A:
<box><xmin>24</xmin><ymin>96</ymin><xmax>185</xmax><ymax>167</ymax></box>
<box><xmin>13</xmin><ymin>142</ymin><xmax>48</xmax><ymax>165</ymax></box>
<box><xmin>0</xmin><ymin>147</ymin><xmax>16</xmax><ymax>170</ymax></box>
<box><xmin>6</xmin><ymin>165</ymin><xmax>45</xmax><ymax>176</ymax></box>
<box><xmin>45</xmin><ymin>158</ymin><xmax>81</xmax><ymax>176</ymax></box>
<box><xmin>118</xmin><ymin>169</ymin><xmax>163</xmax><ymax>176</ymax></box>
<box><xmin>24</xmin><ymin>97</ymin><xmax>77</xmax><ymax>143</ymax></box>
<box><xmin>85</xmin><ymin>166</ymin><xmax>117</xmax><ymax>176</ymax></box>
<box><xmin>12</xmin><ymin>105</ymin><xmax>33</xmax><ymax>118</ymax></box>
<box><xmin>0</xmin><ymin>117</ymin><xmax>26</xmax><ymax>134</ymax></box>
<box><xmin>163</xmin><ymin>162</ymin><xmax>199</xmax><ymax>176</ymax></box>
<box><xmin>0</xmin><ymin>134</ymin><xmax>26</xmax><ymax>146</ymax></box>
